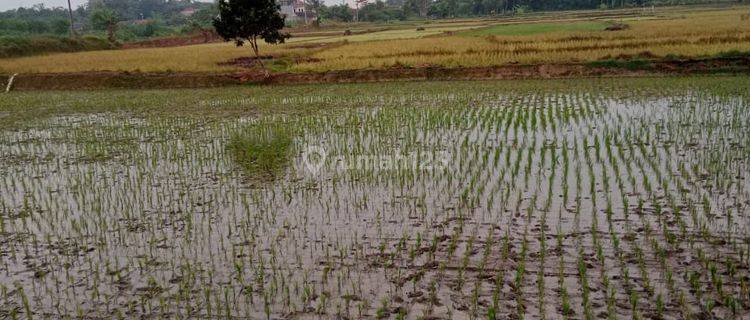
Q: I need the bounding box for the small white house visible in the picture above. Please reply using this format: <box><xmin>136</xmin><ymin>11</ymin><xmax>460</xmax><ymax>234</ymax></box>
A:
<box><xmin>279</xmin><ymin>0</ymin><xmax>315</xmax><ymax>24</ymax></box>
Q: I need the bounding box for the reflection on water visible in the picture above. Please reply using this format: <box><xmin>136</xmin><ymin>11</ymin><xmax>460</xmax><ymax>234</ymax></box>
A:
<box><xmin>1</xmin><ymin>89</ymin><xmax>749</xmax><ymax>319</ymax></box>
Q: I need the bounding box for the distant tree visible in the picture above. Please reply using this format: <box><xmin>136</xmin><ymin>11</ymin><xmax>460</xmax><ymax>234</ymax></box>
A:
<box><xmin>404</xmin><ymin>0</ymin><xmax>431</xmax><ymax>17</ymax></box>
<box><xmin>66</xmin><ymin>0</ymin><xmax>76</xmax><ymax>36</ymax></box>
<box><xmin>90</xmin><ymin>0</ymin><xmax>134</xmax><ymax>20</ymax></box>
<box><xmin>191</xmin><ymin>5</ymin><xmax>219</xmax><ymax>27</ymax></box>
<box><xmin>306</xmin><ymin>0</ymin><xmax>324</xmax><ymax>11</ymax></box>
<box><xmin>319</xmin><ymin>4</ymin><xmax>353</xmax><ymax>21</ymax></box>
<box><xmin>182</xmin><ymin>6</ymin><xmax>218</xmax><ymax>41</ymax></box>
<box><xmin>185</xmin><ymin>19</ymin><xmax>214</xmax><ymax>42</ymax></box>
<box><xmin>359</xmin><ymin>1</ymin><xmax>406</xmax><ymax>21</ymax></box>
<box><xmin>429</xmin><ymin>0</ymin><xmax>459</xmax><ymax>17</ymax></box>
<box><xmin>136</xmin><ymin>0</ymin><xmax>166</xmax><ymax>19</ymax></box>
<box><xmin>125</xmin><ymin>19</ymin><xmax>160</xmax><ymax>38</ymax></box>
<box><xmin>90</xmin><ymin>7</ymin><xmax>120</xmax><ymax>43</ymax></box>
<box><xmin>51</xmin><ymin>18</ymin><xmax>71</xmax><ymax>34</ymax></box>
<box><xmin>354</xmin><ymin>0</ymin><xmax>367</xmax><ymax>21</ymax></box>
<box><xmin>213</xmin><ymin>0</ymin><xmax>290</xmax><ymax>69</ymax></box>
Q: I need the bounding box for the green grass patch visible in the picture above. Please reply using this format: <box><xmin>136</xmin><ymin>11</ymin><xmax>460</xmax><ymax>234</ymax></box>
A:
<box><xmin>714</xmin><ymin>50</ymin><xmax>750</xmax><ymax>59</ymax></box>
<box><xmin>461</xmin><ymin>21</ymin><xmax>607</xmax><ymax>37</ymax></box>
<box><xmin>227</xmin><ymin>124</ymin><xmax>295</xmax><ymax>181</ymax></box>
<box><xmin>0</xmin><ymin>35</ymin><xmax>116</xmax><ymax>58</ymax></box>
<box><xmin>268</xmin><ymin>58</ymin><xmax>295</xmax><ymax>73</ymax></box>
<box><xmin>4</xmin><ymin>77</ymin><xmax>750</xmax><ymax>129</ymax></box>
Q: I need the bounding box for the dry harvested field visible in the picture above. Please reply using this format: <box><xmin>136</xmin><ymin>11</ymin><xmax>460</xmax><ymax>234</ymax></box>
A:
<box><xmin>1</xmin><ymin>5</ymin><xmax>750</xmax><ymax>75</ymax></box>
<box><xmin>1</xmin><ymin>77</ymin><xmax>750</xmax><ymax>319</ymax></box>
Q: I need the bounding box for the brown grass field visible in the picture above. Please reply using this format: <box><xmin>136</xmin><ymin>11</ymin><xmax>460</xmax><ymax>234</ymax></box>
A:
<box><xmin>0</xmin><ymin>5</ymin><xmax>749</xmax><ymax>74</ymax></box>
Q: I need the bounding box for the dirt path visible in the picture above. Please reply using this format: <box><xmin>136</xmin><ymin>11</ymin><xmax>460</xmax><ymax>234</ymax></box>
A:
<box><xmin>4</xmin><ymin>56</ymin><xmax>749</xmax><ymax>91</ymax></box>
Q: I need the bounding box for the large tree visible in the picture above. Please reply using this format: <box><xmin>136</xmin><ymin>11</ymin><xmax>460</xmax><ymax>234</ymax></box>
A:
<box><xmin>213</xmin><ymin>0</ymin><xmax>290</xmax><ymax>69</ymax></box>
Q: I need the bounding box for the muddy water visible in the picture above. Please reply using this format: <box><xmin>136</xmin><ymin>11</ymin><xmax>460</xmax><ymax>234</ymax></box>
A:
<box><xmin>1</xmin><ymin>90</ymin><xmax>749</xmax><ymax>319</ymax></box>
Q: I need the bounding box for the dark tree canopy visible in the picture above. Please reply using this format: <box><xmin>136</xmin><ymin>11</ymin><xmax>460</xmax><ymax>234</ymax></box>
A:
<box><xmin>213</xmin><ymin>0</ymin><xmax>290</xmax><ymax>59</ymax></box>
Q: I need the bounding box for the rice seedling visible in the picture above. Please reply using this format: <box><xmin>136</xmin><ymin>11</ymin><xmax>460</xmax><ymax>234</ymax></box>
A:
<box><xmin>0</xmin><ymin>77</ymin><xmax>749</xmax><ymax>318</ymax></box>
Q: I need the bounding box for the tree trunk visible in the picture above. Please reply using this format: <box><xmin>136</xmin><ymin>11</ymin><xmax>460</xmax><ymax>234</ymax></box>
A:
<box><xmin>107</xmin><ymin>25</ymin><xmax>116</xmax><ymax>43</ymax></box>
<box><xmin>67</xmin><ymin>0</ymin><xmax>76</xmax><ymax>37</ymax></box>
<box><xmin>202</xmin><ymin>30</ymin><xmax>210</xmax><ymax>43</ymax></box>
<box><xmin>250</xmin><ymin>37</ymin><xmax>269</xmax><ymax>77</ymax></box>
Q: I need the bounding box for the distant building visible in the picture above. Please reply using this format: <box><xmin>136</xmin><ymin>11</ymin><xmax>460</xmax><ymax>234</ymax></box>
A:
<box><xmin>279</xmin><ymin>0</ymin><xmax>316</xmax><ymax>25</ymax></box>
<box><xmin>180</xmin><ymin>7</ymin><xmax>197</xmax><ymax>17</ymax></box>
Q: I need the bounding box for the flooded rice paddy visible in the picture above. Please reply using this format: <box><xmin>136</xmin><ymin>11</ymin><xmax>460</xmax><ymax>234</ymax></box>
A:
<box><xmin>1</xmin><ymin>78</ymin><xmax>750</xmax><ymax>319</ymax></box>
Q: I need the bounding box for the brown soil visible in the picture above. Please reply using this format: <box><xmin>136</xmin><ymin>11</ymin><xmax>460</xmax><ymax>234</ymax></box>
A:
<box><xmin>604</xmin><ymin>23</ymin><xmax>630</xmax><ymax>31</ymax></box>
<box><xmin>217</xmin><ymin>55</ymin><xmax>276</xmax><ymax>69</ymax></box>
<box><xmin>610</xmin><ymin>51</ymin><xmax>659</xmax><ymax>60</ymax></box>
<box><xmin>3</xmin><ymin>56</ymin><xmax>749</xmax><ymax>91</ymax></box>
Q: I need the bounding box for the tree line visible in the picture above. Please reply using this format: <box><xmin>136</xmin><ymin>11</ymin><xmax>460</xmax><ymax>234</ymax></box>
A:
<box><xmin>319</xmin><ymin>0</ymin><xmax>738</xmax><ymax>21</ymax></box>
<box><xmin>0</xmin><ymin>0</ymin><xmax>216</xmax><ymax>40</ymax></box>
<box><xmin>0</xmin><ymin>0</ymin><xmax>739</xmax><ymax>37</ymax></box>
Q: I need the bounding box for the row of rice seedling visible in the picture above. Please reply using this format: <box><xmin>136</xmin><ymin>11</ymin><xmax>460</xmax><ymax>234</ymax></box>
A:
<box><xmin>0</xmin><ymin>77</ymin><xmax>749</xmax><ymax>318</ymax></box>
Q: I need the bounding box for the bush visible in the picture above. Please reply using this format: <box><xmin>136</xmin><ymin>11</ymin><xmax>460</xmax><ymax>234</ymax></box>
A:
<box><xmin>319</xmin><ymin>4</ymin><xmax>354</xmax><ymax>22</ymax></box>
<box><xmin>227</xmin><ymin>124</ymin><xmax>296</xmax><ymax>181</ymax></box>
<box><xmin>50</xmin><ymin>19</ymin><xmax>70</xmax><ymax>35</ymax></box>
<box><xmin>123</xmin><ymin>20</ymin><xmax>161</xmax><ymax>38</ymax></box>
<box><xmin>0</xmin><ymin>35</ymin><xmax>116</xmax><ymax>58</ymax></box>
<box><xmin>513</xmin><ymin>5</ymin><xmax>531</xmax><ymax>14</ymax></box>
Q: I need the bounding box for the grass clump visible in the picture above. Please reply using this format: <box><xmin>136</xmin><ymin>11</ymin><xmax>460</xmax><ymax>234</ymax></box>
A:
<box><xmin>227</xmin><ymin>124</ymin><xmax>295</xmax><ymax>180</ymax></box>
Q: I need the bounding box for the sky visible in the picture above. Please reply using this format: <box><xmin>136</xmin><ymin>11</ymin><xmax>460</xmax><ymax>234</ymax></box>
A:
<box><xmin>0</xmin><ymin>0</ymin><xmax>216</xmax><ymax>11</ymax></box>
<box><xmin>0</xmin><ymin>0</ymin><xmax>346</xmax><ymax>12</ymax></box>
<box><xmin>0</xmin><ymin>0</ymin><xmax>88</xmax><ymax>11</ymax></box>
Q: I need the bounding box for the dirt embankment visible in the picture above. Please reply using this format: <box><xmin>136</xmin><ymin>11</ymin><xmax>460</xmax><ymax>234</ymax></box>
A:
<box><xmin>5</xmin><ymin>72</ymin><xmax>240</xmax><ymax>90</ymax></box>
<box><xmin>3</xmin><ymin>56</ymin><xmax>749</xmax><ymax>91</ymax></box>
<box><xmin>263</xmin><ymin>64</ymin><xmax>625</xmax><ymax>84</ymax></box>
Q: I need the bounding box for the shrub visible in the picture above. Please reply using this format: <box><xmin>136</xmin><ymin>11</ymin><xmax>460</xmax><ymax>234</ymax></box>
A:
<box><xmin>122</xmin><ymin>20</ymin><xmax>162</xmax><ymax>38</ymax></box>
<box><xmin>0</xmin><ymin>35</ymin><xmax>116</xmax><ymax>58</ymax></box>
<box><xmin>227</xmin><ymin>124</ymin><xmax>295</xmax><ymax>180</ymax></box>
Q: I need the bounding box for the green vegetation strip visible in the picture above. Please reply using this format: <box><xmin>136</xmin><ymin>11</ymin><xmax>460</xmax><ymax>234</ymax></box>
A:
<box><xmin>0</xmin><ymin>35</ymin><xmax>116</xmax><ymax>58</ymax></box>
